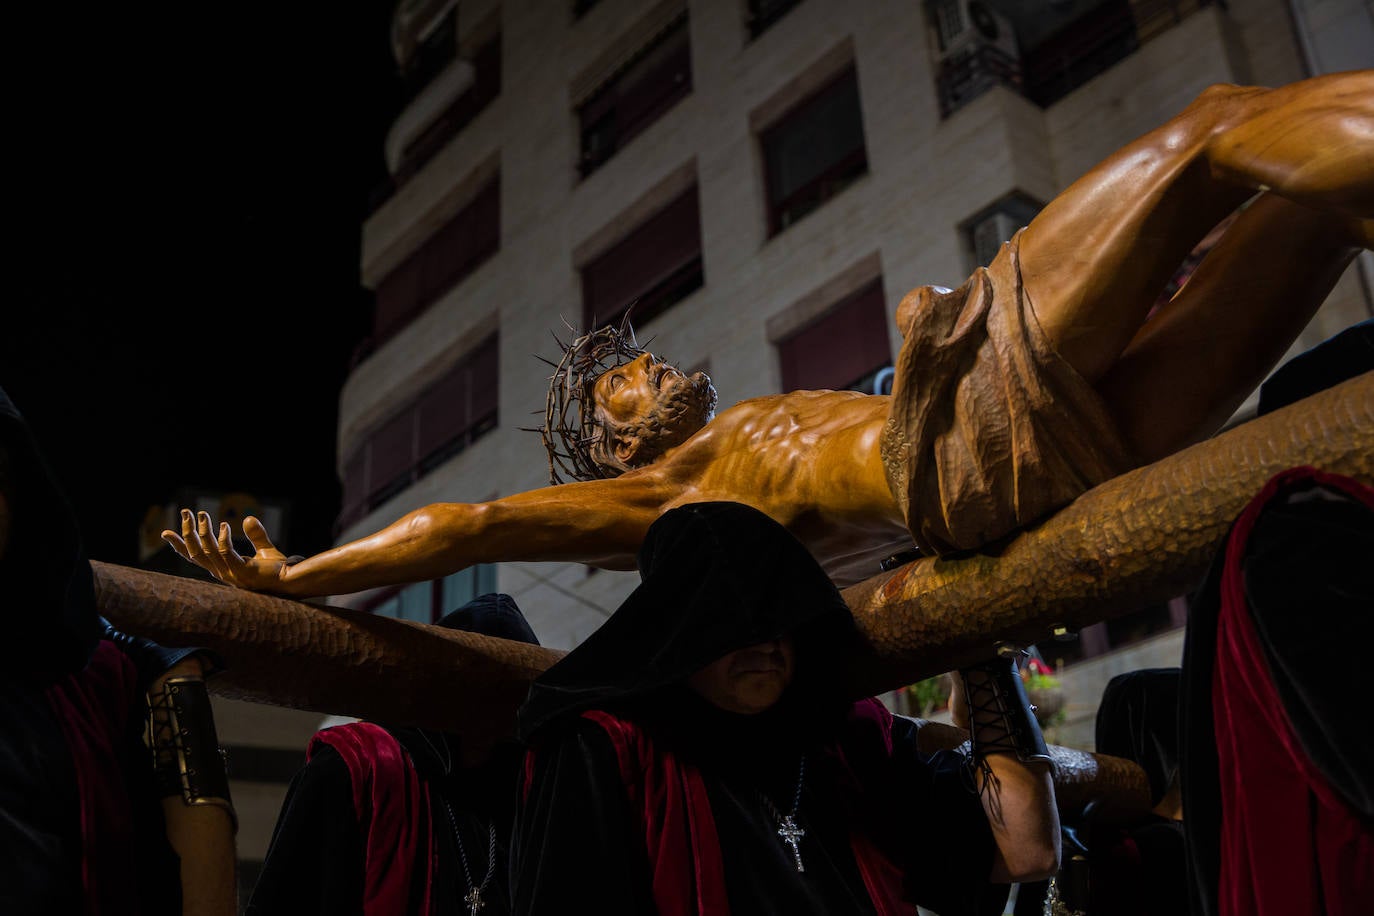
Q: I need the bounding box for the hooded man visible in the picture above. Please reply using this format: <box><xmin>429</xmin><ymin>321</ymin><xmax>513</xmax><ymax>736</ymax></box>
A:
<box><xmin>247</xmin><ymin>592</ymin><xmax>541</xmax><ymax>916</ymax></box>
<box><xmin>1180</xmin><ymin>321</ymin><xmax>1374</xmax><ymax>916</ymax></box>
<box><xmin>511</xmin><ymin>501</ymin><xmax>1059</xmax><ymax>915</ymax></box>
<box><xmin>0</xmin><ymin>385</ymin><xmax>236</xmax><ymax>915</ymax></box>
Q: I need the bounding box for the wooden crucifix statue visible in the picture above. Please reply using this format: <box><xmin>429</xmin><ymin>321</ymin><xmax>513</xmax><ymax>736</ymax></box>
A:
<box><xmin>164</xmin><ymin>70</ymin><xmax>1372</xmax><ymax>600</ymax></box>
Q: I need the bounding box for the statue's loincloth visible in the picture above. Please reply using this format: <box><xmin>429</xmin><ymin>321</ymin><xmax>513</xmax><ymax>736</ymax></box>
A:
<box><xmin>880</xmin><ymin>229</ymin><xmax>1135</xmax><ymax>556</ymax></box>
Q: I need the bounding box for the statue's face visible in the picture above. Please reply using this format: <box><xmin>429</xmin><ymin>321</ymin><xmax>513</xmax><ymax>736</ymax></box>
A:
<box><xmin>589</xmin><ymin>353</ymin><xmax>716</xmax><ymax>471</ymax></box>
<box><xmin>687</xmin><ymin>638</ymin><xmax>795</xmax><ymax>715</ymax></box>
<box><xmin>593</xmin><ymin>353</ymin><xmax>691</xmax><ymax>425</ymax></box>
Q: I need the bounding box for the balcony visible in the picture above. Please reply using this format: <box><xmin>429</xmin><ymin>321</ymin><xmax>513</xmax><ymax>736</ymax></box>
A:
<box><xmin>934</xmin><ymin>0</ymin><xmax>1215</xmax><ymax>117</ymax></box>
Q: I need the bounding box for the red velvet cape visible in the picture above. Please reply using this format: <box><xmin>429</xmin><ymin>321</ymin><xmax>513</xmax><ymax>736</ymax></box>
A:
<box><xmin>310</xmin><ymin>722</ymin><xmax>435</xmax><ymax>916</ymax></box>
<box><xmin>44</xmin><ymin>638</ymin><xmax>141</xmax><ymax>916</ymax></box>
<box><xmin>527</xmin><ymin>698</ymin><xmax>918</xmax><ymax>916</ymax></box>
<box><xmin>1212</xmin><ymin>467</ymin><xmax>1373</xmax><ymax>916</ymax></box>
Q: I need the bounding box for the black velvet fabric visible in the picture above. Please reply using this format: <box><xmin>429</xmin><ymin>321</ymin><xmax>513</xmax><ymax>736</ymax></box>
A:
<box><xmin>1181</xmin><ymin>480</ymin><xmax>1374</xmax><ymax>916</ymax></box>
<box><xmin>516</xmin><ymin>501</ymin><xmax>857</xmax><ymax>742</ymax></box>
<box><xmin>513</xmin><ymin>502</ymin><xmax>1006</xmax><ymax>915</ymax></box>
<box><xmin>1256</xmin><ymin>318</ymin><xmax>1372</xmax><ymax>416</ymax></box>
<box><xmin>248</xmin><ymin>740</ymin><xmax>524</xmax><ymax>916</ymax></box>
<box><xmin>513</xmin><ymin>700</ymin><xmax>1005</xmax><ymax>916</ymax></box>
<box><xmin>247</xmin><ymin>593</ymin><xmax>540</xmax><ymax>916</ymax></box>
<box><xmin>1180</xmin><ymin>324</ymin><xmax>1374</xmax><ymax>916</ymax></box>
<box><xmin>1094</xmin><ymin>668</ymin><xmax>1181</xmax><ymax>808</ymax></box>
<box><xmin>0</xmin><ymin>385</ymin><xmax>179</xmax><ymax>915</ymax></box>
<box><xmin>0</xmin><ymin>385</ymin><xmax>99</xmax><ymax>676</ymax></box>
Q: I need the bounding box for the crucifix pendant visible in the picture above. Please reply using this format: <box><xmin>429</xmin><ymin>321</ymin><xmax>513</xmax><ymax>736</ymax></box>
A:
<box><xmin>465</xmin><ymin>888</ymin><xmax>485</xmax><ymax>915</ymax></box>
<box><xmin>777</xmin><ymin>814</ymin><xmax>806</xmax><ymax>873</ymax></box>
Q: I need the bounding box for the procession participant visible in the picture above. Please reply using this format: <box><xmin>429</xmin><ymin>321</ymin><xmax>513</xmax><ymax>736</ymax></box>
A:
<box><xmin>510</xmin><ymin>501</ymin><xmax>1059</xmax><ymax>915</ymax></box>
<box><xmin>1</xmin><ymin>384</ymin><xmax>236</xmax><ymax>916</ymax></box>
<box><xmin>1181</xmin><ymin>323</ymin><xmax>1374</xmax><ymax>916</ymax></box>
<box><xmin>247</xmin><ymin>593</ymin><xmax>540</xmax><ymax>916</ymax></box>
<box><xmin>164</xmin><ymin>71</ymin><xmax>1372</xmax><ymax>592</ymax></box>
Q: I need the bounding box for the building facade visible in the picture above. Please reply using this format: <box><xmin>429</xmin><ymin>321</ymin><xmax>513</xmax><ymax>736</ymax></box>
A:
<box><xmin>200</xmin><ymin>0</ymin><xmax>1373</xmax><ymax>902</ymax></box>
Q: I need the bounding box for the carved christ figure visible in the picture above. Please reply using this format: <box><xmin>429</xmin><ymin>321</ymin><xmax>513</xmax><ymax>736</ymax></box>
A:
<box><xmin>165</xmin><ymin>71</ymin><xmax>1373</xmax><ymax>593</ymax></box>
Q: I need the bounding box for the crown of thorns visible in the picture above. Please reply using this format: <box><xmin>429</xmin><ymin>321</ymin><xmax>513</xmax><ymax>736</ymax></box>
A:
<box><xmin>537</xmin><ymin>315</ymin><xmax>647</xmax><ymax>485</ymax></box>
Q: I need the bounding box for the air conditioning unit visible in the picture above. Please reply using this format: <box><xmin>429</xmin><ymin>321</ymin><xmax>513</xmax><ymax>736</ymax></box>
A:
<box><xmin>930</xmin><ymin>0</ymin><xmax>1019</xmax><ymax>63</ymax></box>
<box><xmin>970</xmin><ymin>209</ymin><xmax>1022</xmax><ymax>267</ymax></box>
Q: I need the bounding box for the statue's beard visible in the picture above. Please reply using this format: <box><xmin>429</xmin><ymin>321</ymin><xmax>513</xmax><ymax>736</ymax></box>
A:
<box><xmin>597</xmin><ymin>371</ymin><xmax>717</xmax><ymax>475</ymax></box>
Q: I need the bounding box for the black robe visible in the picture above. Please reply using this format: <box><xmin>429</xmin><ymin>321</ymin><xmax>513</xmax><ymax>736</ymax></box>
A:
<box><xmin>0</xmin><ymin>386</ymin><xmax>180</xmax><ymax>916</ymax></box>
<box><xmin>247</xmin><ymin>725</ymin><xmax>522</xmax><ymax>916</ymax></box>
<box><xmin>248</xmin><ymin>592</ymin><xmax>539</xmax><ymax>916</ymax></box>
<box><xmin>515</xmin><ymin>693</ymin><xmax>1003</xmax><ymax>915</ymax></box>
<box><xmin>513</xmin><ymin>501</ymin><xmax>1009</xmax><ymax>915</ymax></box>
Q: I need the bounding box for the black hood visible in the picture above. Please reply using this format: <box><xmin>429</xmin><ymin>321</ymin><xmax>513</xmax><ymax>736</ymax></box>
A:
<box><xmin>435</xmin><ymin>591</ymin><xmax>540</xmax><ymax>646</ymax></box>
<box><xmin>1094</xmin><ymin>667</ymin><xmax>1181</xmax><ymax>807</ymax></box>
<box><xmin>0</xmin><ymin>385</ymin><xmax>100</xmax><ymax>675</ymax></box>
<box><xmin>516</xmin><ymin>501</ymin><xmax>857</xmax><ymax>742</ymax></box>
<box><xmin>1257</xmin><ymin>318</ymin><xmax>1372</xmax><ymax>416</ymax></box>
<box><xmin>390</xmin><ymin>592</ymin><xmax>540</xmax><ymax>780</ymax></box>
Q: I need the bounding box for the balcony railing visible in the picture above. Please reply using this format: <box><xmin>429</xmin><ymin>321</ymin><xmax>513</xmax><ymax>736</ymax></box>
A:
<box><xmin>936</xmin><ymin>0</ymin><xmax>1215</xmax><ymax>116</ymax></box>
<box><xmin>934</xmin><ymin>44</ymin><xmax>1023</xmax><ymax>118</ymax></box>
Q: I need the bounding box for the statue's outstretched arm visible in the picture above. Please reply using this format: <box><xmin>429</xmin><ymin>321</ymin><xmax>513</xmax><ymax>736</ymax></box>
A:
<box><xmin>161</xmin><ymin>473</ymin><xmax>665</xmax><ymax>599</ymax></box>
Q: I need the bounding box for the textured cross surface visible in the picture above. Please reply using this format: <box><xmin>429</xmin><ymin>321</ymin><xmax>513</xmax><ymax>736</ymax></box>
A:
<box><xmin>92</xmin><ymin>373</ymin><xmax>1372</xmax><ymax>818</ymax></box>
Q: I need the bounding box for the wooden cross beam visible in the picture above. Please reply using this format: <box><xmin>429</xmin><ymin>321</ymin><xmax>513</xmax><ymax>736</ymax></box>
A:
<box><xmin>92</xmin><ymin>372</ymin><xmax>1372</xmax><ymax>815</ymax></box>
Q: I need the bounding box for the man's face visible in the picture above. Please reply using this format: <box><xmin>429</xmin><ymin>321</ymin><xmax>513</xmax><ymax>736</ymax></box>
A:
<box><xmin>686</xmin><ymin>638</ymin><xmax>795</xmax><ymax>715</ymax></box>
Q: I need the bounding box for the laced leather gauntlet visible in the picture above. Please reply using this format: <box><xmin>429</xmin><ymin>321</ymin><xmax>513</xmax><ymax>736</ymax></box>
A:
<box><xmin>146</xmin><ymin>674</ymin><xmax>237</xmax><ymax>831</ymax></box>
<box><xmin>958</xmin><ymin>653</ymin><xmax>1053</xmax><ymax>770</ymax></box>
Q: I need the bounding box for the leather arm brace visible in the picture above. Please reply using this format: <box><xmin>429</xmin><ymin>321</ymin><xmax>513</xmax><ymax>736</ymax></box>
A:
<box><xmin>958</xmin><ymin>654</ymin><xmax>1053</xmax><ymax>769</ymax></box>
<box><xmin>146</xmin><ymin>675</ymin><xmax>236</xmax><ymax>831</ymax></box>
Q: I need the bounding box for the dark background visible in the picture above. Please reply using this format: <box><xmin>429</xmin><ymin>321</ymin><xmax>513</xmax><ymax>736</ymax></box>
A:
<box><xmin>6</xmin><ymin>4</ymin><xmax>401</xmax><ymax>566</ymax></box>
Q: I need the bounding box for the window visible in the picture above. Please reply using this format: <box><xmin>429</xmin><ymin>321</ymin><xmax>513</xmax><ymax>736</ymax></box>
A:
<box><xmin>776</xmin><ymin>279</ymin><xmax>891</xmax><ymax>393</ymax></box>
<box><xmin>367</xmin><ymin>566</ymin><xmax>499</xmax><ymax>624</ymax></box>
<box><xmin>396</xmin><ymin>33</ymin><xmax>503</xmax><ymax>182</ymax></box>
<box><xmin>373</xmin><ymin>174</ymin><xmax>500</xmax><ymax>343</ymax></box>
<box><xmin>761</xmin><ymin>67</ymin><xmax>867</xmax><ymax>235</ymax></box>
<box><xmin>399</xmin><ymin>7</ymin><xmax>458</xmax><ymax>105</ymax></box>
<box><xmin>581</xmin><ymin>185</ymin><xmax>703</xmax><ymax>332</ymax></box>
<box><xmin>747</xmin><ymin>0</ymin><xmax>802</xmax><ymax>39</ymax></box>
<box><xmin>578</xmin><ymin>16</ymin><xmax>692</xmax><ymax>178</ymax></box>
<box><xmin>338</xmin><ymin>334</ymin><xmax>499</xmax><ymax>528</ymax></box>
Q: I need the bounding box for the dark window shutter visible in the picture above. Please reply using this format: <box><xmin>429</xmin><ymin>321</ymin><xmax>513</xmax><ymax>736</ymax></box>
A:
<box><xmin>373</xmin><ymin>176</ymin><xmax>500</xmax><ymax>344</ymax></box>
<box><xmin>582</xmin><ymin>186</ymin><xmax>701</xmax><ymax>329</ymax></box>
<box><xmin>577</xmin><ymin>17</ymin><xmax>692</xmax><ymax>177</ymax></box>
<box><xmin>778</xmin><ymin>280</ymin><xmax>890</xmax><ymax>392</ymax></box>
<box><xmin>369</xmin><ymin>410</ymin><xmax>416</xmax><ymax>498</ymax></box>
<box><xmin>468</xmin><ymin>334</ymin><xmax>499</xmax><ymax>423</ymax></box>
<box><xmin>616</xmin><ymin>28</ymin><xmax>692</xmax><ymax>141</ymax></box>
<box><xmin>339</xmin><ymin>449</ymin><xmax>368</xmax><ymax>528</ymax></box>
<box><xmin>762</xmin><ymin>68</ymin><xmax>867</xmax><ymax>234</ymax></box>
<box><xmin>374</xmin><ymin>258</ymin><xmax>423</xmax><ymax>342</ymax></box>
<box><xmin>416</xmin><ymin>365</ymin><xmax>472</xmax><ymax>462</ymax></box>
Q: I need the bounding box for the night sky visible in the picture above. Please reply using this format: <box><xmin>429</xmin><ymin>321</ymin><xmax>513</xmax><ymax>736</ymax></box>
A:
<box><xmin>6</xmin><ymin>5</ymin><xmax>401</xmax><ymax>566</ymax></box>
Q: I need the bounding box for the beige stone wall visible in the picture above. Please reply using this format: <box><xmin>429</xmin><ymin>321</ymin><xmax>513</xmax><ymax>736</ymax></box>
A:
<box><xmin>341</xmin><ymin>0</ymin><xmax>1370</xmax><ymax>652</ymax></box>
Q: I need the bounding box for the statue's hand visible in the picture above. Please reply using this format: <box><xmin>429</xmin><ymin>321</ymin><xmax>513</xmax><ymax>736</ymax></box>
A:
<box><xmin>161</xmin><ymin>510</ymin><xmax>292</xmax><ymax>592</ymax></box>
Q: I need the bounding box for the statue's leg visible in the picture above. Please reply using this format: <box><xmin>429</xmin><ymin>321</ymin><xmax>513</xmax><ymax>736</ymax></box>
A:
<box><xmin>1095</xmin><ymin>194</ymin><xmax>1368</xmax><ymax>461</ymax></box>
<box><xmin>1019</xmin><ymin>70</ymin><xmax>1374</xmax><ymax>386</ymax></box>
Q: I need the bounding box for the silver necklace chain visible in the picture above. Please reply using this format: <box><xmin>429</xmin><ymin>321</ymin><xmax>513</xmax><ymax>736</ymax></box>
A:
<box><xmin>758</xmin><ymin>755</ymin><xmax>807</xmax><ymax>873</ymax></box>
<box><xmin>442</xmin><ymin>797</ymin><xmax>497</xmax><ymax>915</ymax></box>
